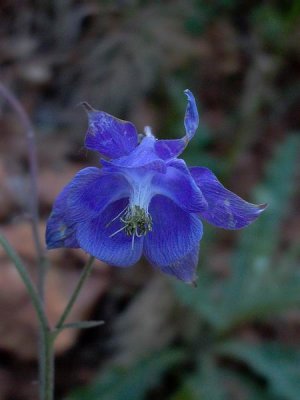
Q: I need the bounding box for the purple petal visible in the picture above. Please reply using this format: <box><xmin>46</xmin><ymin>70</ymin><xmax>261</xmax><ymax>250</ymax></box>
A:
<box><xmin>77</xmin><ymin>199</ymin><xmax>143</xmax><ymax>267</ymax></box>
<box><xmin>102</xmin><ymin>136</ymin><xmax>166</xmax><ymax>174</ymax></box>
<box><xmin>85</xmin><ymin>108</ymin><xmax>138</xmax><ymax>158</ymax></box>
<box><xmin>144</xmin><ymin>195</ymin><xmax>203</xmax><ymax>267</ymax></box>
<box><xmin>46</xmin><ymin>167</ymin><xmax>130</xmax><ymax>249</ymax></box>
<box><xmin>190</xmin><ymin>167</ymin><xmax>267</xmax><ymax>229</ymax></box>
<box><xmin>154</xmin><ymin>243</ymin><xmax>200</xmax><ymax>283</ymax></box>
<box><xmin>154</xmin><ymin>138</ymin><xmax>186</xmax><ymax>160</ymax></box>
<box><xmin>154</xmin><ymin>89</ymin><xmax>199</xmax><ymax>160</ymax></box>
<box><xmin>67</xmin><ymin>168</ymin><xmax>130</xmax><ymax>221</ymax></box>
<box><xmin>46</xmin><ymin>183</ymin><xmax>79</xmax><ymax>249</ymax></box>
<box><xmin>184</xmin><ymin>89</ymin><xmax>199</xmax><ymax>139</ymax></box>
<box><xmin>152</xmin><ymin>165</ymin><xmax>207</xmax><ymax>213</ymax></box>
<box><xmin>166</xmin><ymin>158</ymin><xmax>191</xmax><ymax>173</ymax></box>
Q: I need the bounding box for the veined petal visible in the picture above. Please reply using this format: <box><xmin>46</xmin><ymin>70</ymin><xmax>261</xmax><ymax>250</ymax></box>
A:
<box><xmin>184</xmin><ymin>89</ymin><xmax>199</xmax><ymax>139</ymax></box>
<box><xmin>84</xmin><ymin>106</ymin><xmax>138</xmax><ymax>158</ymax></box>
<box><xmin>166</xmin><ymin>158</ymin><xmax>190</xmax><ymax>173</ymax></box>
<box><xmin>67</xmin><ymin>168</ymin><xmax>130</xmax><ymax>221</ymax></box>
<box><xmin>154</xmin><ymin>89</ymin><xmax>199</xmax><ymax>160</ymax></box>
<box><xmin>144</xmin><ymin>195</ymin><xmax>203</xmax><ymax>267</ymax></box>
<box><xmin>46</xmin><ymin>167</ymin><xmax>130</xmax><ymax>249</ymax></box>
<box><xmin>190</xmin><ymin>167</ymin><xmax>267</xmax><ymax>229</ymax></box>
<box><xmin>77</xmin><ymin>199</ymin><xmax>143</xmax><ymax>267</ymax></box>
<box><xmin>154</xmin><ymin>138</ymin><xmax>186</xmax><ymax>160</ymax></box>
<box><xmin>102</xmin><ymin>136</ymin><xmax>166</xmax><ymax>174</ymax></box>
<box><xmin>46</xmin><ymin>184</ymin><xmax>79</xmax><ymax>249</ymax></box>
<box><xmin>154</xmin><ymin>243</ymin><xmax>200</xmax><ymax>283</ymax></box>
<box><xmin>152</xmin><ymin>165</ymin><xmax>207</xmax><ymax>213</ymax></box>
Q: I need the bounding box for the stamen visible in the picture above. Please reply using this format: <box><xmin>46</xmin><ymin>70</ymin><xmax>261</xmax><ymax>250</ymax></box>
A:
<box><xmin>107</xmin><ymin>205</ymin><xmax>153</xmax><ymax>248</ymax></box>
<box><xmin>109</xmin><ymin>225</ymin><xmax>126</xmax><ymax>238</ymax></box>
<box><xmin>106</xmin><ymin>205</ymin><xmax>128</xmax><ymax>228</ymax></box>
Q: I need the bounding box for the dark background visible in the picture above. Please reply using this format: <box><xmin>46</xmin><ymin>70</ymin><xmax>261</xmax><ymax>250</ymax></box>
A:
<box><xmin>0</xmin><ymin>1</ymin><xmax>300</xmax><ymax>399</ymax></box>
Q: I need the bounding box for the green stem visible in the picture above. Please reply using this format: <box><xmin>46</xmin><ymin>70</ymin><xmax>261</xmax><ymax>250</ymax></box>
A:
<box><xmin>0</xmin><ymin>82</ymin><xmax>51</xmax><ymax>399</ymax></box>
<box><xmin>0</xmin><ymin>82</ymin><xmax>46</xmax><ymax>300</ymax></box>
<box><xmin>0</xmin><ymin>234</ymin><xmax>52</xmax><ymax>399</ymax></box>
<box><xmin>42</xmin><ymin>329</ymin><xmax>55</xmax><ymax>400</ymax></box>
<box><xmin>55</xmin><ymin>256</ymin><xmax>95</xmax><ymax>334</ymax></box>
<box><xmin>0</xmin><ymin>234</ymin><xmax>48</xmax><ymax>328</ymax></box>
<box><xmin>0</xmin><ymin>237</ymin><xmax>95</xmax><ymax>398</ymax></box>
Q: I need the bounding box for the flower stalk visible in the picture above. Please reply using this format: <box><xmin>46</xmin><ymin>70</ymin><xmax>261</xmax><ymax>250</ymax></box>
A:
<box><xmin>0</xmin><ymin>82</ymin><xmax>48</xmax><ymax>301</ymax></box>
<box><xmin>54</xmin><ymin>255</ymin><xmax>95</xmax><ymax>334</ymax></box>
<box><xmin>0</xmin><ymin>234</ymin><xmax>96</xmax><ymax>399</ymax></box>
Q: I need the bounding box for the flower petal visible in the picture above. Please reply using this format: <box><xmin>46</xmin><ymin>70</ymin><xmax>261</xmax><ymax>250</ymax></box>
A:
<box><xmin>152</xmin><ymin>165</ymin><xmax>207</xmax><ymax>213</ymax></box>
<box><xmin>190</xmin><ymin>167</ymin><xmax>267</xmax><ymax>229</ymax></box>
<box><xmin>67</xmin><ymin>168</ymin><xmax>130</xmax><ymax>221</ymax></box>
<box><xmin>46</xmin><ymin>167</ymin><xmax>130</xmax><ymax>249</ymax></box>
<box><xmin>144</xmin><ymin>195</ymin><xmax>203</xmax><ymax>267</ymax></box>
<box><xmin>84</xmin><ymin>107</ymin><xmax>138</xmax><ymax>158</ymax></box>
<box><xmin>154</xmin><ymin>89</ymin><xmax>199</xmax><ymax>160</ymax></box>
<box><xmin>77</xmin><ymin>199</ymin><xmax>143</xmax><ymax>267</ymax></box>
<box><xmin>102</xmin><ymin>136</ymin><xmax>166</xmax><ymax>173</ymax></box>
<box><xmin>154</xmin><ymin>243</ymin><xmax>200</xmax><ymax>283</ymax></box>
<box><xmin>46</xmin><ymin>184</ymin><xmax>79</xmax><ymax>249</ymax></box>
<box><xmin>184</xmin><ymin>89</ymin><xmax>199</xmax><ymax>139</ymax></box>
<box><xmin>154</xmin><ymin>138</ymin><xmax>186</xmax><ymax>160</ymax></box>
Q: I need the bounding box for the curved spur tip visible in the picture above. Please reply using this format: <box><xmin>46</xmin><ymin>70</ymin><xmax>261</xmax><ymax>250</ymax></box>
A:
<box><xmin>189</xmin><ymin>275</ymin><xmax>198</xmax><ymax>287</ymax></box>
<box><xmin>184</xmin><ymin>89</ymin><xmax>193</xmax><ymax>99</ymax></box>
<box><xmin>79</xmin><ymin>101</ymin><xmax>95</xmax><ymax>113</ymax></box>
<box><xmin>258</xmin><ymin>203</ymin><xmax>268</xmax><ymax>212</ymax></box>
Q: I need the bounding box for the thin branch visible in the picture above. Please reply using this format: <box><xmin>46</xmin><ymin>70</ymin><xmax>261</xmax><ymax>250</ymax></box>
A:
<box><xmin>55</xmin><ymin>256</ymin><xmax>95</xmax><ymax>334</ymax></box>
<box><xmin>0</xmin><ymin>82</ymin><xmax>48</xmax><ymax>302</ymax></box>
<box><xmin>0</xmin><ymin>234</ymin><xmax>49</xmax><ymax>329</ymax></box>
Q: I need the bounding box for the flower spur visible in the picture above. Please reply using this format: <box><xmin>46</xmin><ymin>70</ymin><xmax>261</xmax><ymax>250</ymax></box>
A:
<box><xmin>46</xmin><ymin>90</ymin><xmax>266</xmax><ymax>283</ymax></box>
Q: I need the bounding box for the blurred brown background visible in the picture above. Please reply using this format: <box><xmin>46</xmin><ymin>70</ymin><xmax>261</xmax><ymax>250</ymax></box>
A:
<box><xmin>0</xmin><ymin>1</ymin><xmax>300</xmax><ymax>399</ymax></box>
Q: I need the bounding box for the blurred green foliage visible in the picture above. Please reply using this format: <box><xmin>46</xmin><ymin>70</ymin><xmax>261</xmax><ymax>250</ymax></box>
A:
<box><xmin>68</xmin><ymin>350</ymin><xmax>184</xmax><ymax>400</ymax></box>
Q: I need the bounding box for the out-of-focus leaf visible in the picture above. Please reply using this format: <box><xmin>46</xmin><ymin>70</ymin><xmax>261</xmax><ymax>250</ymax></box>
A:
<box><xmin>217</xmin><ymin>341</ymin><xmax>300</xmax><ymax>400</ymax></box>
<box><xmin>68</xmin><ymin>349</ymin><xmax>184</xmax><ymax>400</ymax></box>
<box><xmin>174</xmin><ymin>135</ymin><xmax>300</xmax><ymax>334</ymax></box>
<box><xmin>171</xmin><ymin>351</ymin><xmax>280</xmax><ymax>400</ymax></box>
<box><xmin>236</xmin><ymin>134</ymin><xmax>299</xmax><ymax>266</ymax></box>
<box><xmin>58</xmin><ymin>320</ymin><xmax>104</xmax><ymax>331</ymax></box>
<box><xmin>221</xmin><ymin>369</ymin><xmax>277</xmax><ymax>400</ymax></box>
<box><xmin>170</xmin><ymin>353</ymin><xmax>227</xmax><ymax>400</ymax></box>
<box><xmin>215</xmin><ymin>134</ymin><xmax>300</xmax><ymax>332</ymax></box>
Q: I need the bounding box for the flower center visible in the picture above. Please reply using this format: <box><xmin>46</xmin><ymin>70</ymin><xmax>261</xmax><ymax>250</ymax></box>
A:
<box><xmin>121</xmin><ymin>205</ymin><xmax>152</xmax><ymax>237</ymax></box>
<box><xmin>108</xmin><ymin>204</ymin><xmax>152</xmax><ymax>250</ymax></box>
<box><xmin>108</xmin><ymin>171</ymin><xmax>155</xmax><ymax>248</ymax></box>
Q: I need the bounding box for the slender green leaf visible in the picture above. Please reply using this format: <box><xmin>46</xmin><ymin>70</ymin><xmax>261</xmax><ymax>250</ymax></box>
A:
<box><xmin>58</xmin><ymin>320</ymin><xmax>104</xmax><ymax>331</ymax></box>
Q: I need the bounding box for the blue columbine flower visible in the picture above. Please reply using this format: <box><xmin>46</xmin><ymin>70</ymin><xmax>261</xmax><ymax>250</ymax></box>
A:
<box><xmin>46</xmin><ymin>90</ymin><xmax>266</xmax><ymax>283</ymax></box>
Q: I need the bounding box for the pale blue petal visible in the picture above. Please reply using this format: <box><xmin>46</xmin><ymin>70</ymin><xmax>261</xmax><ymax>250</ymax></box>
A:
<box><xmin>46</xmin><ymin>167</ymin><xmax>130</xmax><ymax>249</ymax></box>
<box><xmin>46</xmin><ymin>183</ymin><xmax>79</xmax><ymax>249</ymax></box>
<box><xmin>152</xmin><ymin>165</ymin><xmax>207</xmax><ymax>213</ymax></box>
<box><xmin>154</xmin><ymin>89</ymin><xmax>199</xmax><ymax>160</ymax></box>
<box><xmin>190</xmin><ymin>167</ymin><xmax>267</xmax><ymax>229</ymax></box>
<box><xmin>77</xmin><ymin>199</ymin><xmax>143</xmax><ymax>267</ymax></box>
<box><xmin>184</xmin><ymin>89</ymin><xmax>199</xmax><ymax>139</ymax></box>
<box><xmin>85</xmin><ymin>108</ymin><xmax>138</xmax><ymax>158</ymax></box>
<box><xmin>102</xmin><ymin>136</ymin><xmax>166</xmax><ymax>173</ymax></box>
<box><xmin>154</xmin><ymin>243</ymin><xmax>200</xmax><ymax>283</ymax></box>
<box><xmin>144</xmin><ymin>195</ymin><xmax>203</xmax><ymax>266</ymax></box>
